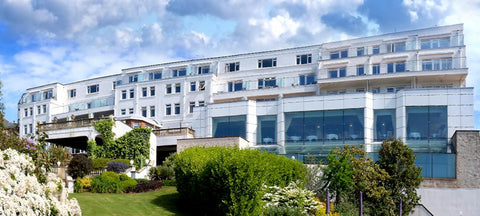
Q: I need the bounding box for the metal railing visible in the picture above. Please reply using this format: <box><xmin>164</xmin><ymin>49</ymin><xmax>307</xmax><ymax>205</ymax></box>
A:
<box><xmin>39</xmin><ymin>117</ymin><xmax>110</xmax><ymax>131</ymax></box>
<box><xmin>153</xmin><ymin>127</ymin><xmax>195</xmax><ymax>137</ymax></box>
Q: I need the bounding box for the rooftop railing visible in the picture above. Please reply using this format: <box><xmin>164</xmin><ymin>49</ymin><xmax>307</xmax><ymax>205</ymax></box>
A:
<box><xmin>153</xmin><ymin>127</ymin><xmax>195</xmax><ymax>137</ymax></box>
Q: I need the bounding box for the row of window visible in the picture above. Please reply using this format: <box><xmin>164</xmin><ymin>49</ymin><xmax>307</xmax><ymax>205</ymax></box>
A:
<box><xmin>120</xmin><ymin>101</ymin><xmax>206</xmax><ymax>117</ymax></box>
<box><xmin>327</xmin><ymin>58</ymin><xmax>453</xmax><ymax>78</ymax></box>
<box><xmin>23</xmin><ymin>124</ymin><xmax>33</xmax><ymax>135</ymax></box>
<box><xmin>227</xmin><ymin>74</ymin><xmax>317</xmax><ymax>92</ymax></box>
<box><xmin>29</xmin><ymin>90</ymin><xmax>53</xmax><ymax>102</ymax></box>
<box><xmin>329</xmin><ymin>37</ymin><xmax>451</xmax><ymax>59</ymax></box>
<box><xmin>225</xmin><ymin>54</ymin><xmax>312</xmax><ymax>72</ymax></box>
<box><xmin>23</xmin><ymin>105</ymin><xmax>47</xmax><ymax>117</ymax></box>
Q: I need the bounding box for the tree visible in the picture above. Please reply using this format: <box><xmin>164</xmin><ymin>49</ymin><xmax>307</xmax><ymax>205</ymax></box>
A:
<box><xmin>378</xmin><ymin>138</ymin><xmax>423</xmax><ymax>215</ymax></box>
<box><xmin>322</xmin><ymin>146</ymin><xmax>354</xmax><ymax>204</ymax></box>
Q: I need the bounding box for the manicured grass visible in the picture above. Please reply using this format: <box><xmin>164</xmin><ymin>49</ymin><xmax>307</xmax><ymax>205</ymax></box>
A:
<box><xmin>70</xmin><ymin>186</ymin><xmax>189</xmax><ymax>216</ymax></box>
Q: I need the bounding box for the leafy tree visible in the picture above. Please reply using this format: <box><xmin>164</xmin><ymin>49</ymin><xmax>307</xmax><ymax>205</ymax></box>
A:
<box><xmin>68</xmin><ymin>154</ymin><xmax>94</xmax><ymax>179</ymax></box>
<box><xmin>378</xmin><ymin>138</ymin><xmax>423</xmax><ymax>215</ymax></box>
<box><xmin>322</xmin><ymin>146</ymin><xmax>354</xmax><ymax>204</ymax></box>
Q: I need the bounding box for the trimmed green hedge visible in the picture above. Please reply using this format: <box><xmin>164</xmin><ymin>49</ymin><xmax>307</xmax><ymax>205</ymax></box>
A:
<box><xmin>92</xmin><ymin>158</ymin><xmax>133</xmax><ymax>169</ymax></box>
<box><xmin>90</xmin><ymin>171</ymin><xmax>137</xmax><ymax>193</ymax></box>
<box><xmin>174</xmin><ymin>147</ymin><xmax>307</xmax><ymax>216</ymax></box>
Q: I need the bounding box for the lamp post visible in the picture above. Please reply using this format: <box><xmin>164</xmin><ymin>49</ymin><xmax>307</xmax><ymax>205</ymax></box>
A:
<box><xmin>130</xmin><ymin>160</ymin><xmax>135</xmax><ymax>179</ymax></box>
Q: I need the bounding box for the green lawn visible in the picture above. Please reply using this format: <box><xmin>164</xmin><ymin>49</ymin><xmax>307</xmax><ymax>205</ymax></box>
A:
<box><xmin>70</xmin><ymin>186</ymin><xmax>190</xmax><ymax>216</ymax></box>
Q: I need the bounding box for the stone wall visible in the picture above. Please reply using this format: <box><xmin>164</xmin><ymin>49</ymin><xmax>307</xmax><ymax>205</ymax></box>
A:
<box><xmin>421</xmin><ymin>130</ymin><xmax>480</xmax><ymax>188</ymax></box>
<box><xmin>176</xmin><ymin>136</ymin><xmax>249</xmax><ymax>153</ymax></box>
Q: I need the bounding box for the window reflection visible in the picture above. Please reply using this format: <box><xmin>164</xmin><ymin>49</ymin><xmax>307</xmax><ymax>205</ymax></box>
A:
<box><xmin>213</xmin><ymin>116</ymin><xmax>246</xmax><ymax>138</ymax></box>
<box><xmin>257</xmin><ymin>115</ymin><xmax>277</xmax><ymax>145</ymax></box>
<box><xmin>374</xmin><ymin>109</ymin><xmax>396</xmax><ymax>141</ymax></box>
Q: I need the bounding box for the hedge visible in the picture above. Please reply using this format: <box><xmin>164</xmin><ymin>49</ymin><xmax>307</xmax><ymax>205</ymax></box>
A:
<box><xmin>174</xmin><ymin>146</ymin><xmax>307</xmax><ymax>216</ymax></box>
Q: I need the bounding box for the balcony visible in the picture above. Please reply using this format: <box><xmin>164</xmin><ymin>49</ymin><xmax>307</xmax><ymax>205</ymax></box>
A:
<box><xmin>153</xmin><ymin>127</ymin><xmax>195</xmax><ymax>137</ymax></box>
<box><xmin>39</xmin><ymin>117</ymin><xmax>110</xmax><ymax>131</ymax></box>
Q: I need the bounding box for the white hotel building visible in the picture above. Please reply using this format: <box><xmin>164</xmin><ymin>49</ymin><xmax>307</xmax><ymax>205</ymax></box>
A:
<box><xmin>18</xmin><ymin>24</ymin><xmax>472</xmax><ymax>180</ymax></box>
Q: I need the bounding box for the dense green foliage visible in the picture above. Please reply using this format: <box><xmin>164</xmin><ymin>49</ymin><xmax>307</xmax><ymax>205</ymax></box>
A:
<box><xmin>106</xmin><ymin>161</ymin><xmax>130</xmax><ymax>173</ymax></box>
<box><xmin>68</xmin><ymin>154</ymin><xmax>94</xmax><ymax>179</ymax></box>
<box><xmin>92</xmin><ymin>158</ymin><xmax>133</xmax><ymax>169</ymax></box>
<box><xmin>174</xmin><ymin>146</ymin><xmax>307</xmax><ymax>216</ymax></box>
<box><xmin>90</xmin><ymin>171</ymin><xmax>137</xmax><ymax>193</ymax></box>
<box><xmin>323</xmin><ymin>140</ymin><xmax>422</xmax><ymax>215</ymax></box>
<box><xmin>88</xmin><ymin>119</ymin><xmax>151</xmax><ymax>168</ymax></box>
<box><xmin>378</xmin><ymin>138</ymin><xmax>423</xmax><ymax>215</ymax></box>
<box><xmin>149</xmin><ymin>165</ymin><xmax>175</xmax><ymax>180</ymax></box>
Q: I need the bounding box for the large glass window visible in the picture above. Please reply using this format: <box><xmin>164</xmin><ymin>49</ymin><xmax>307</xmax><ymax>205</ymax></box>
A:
<box><xmin>198</xmin><ymin>66</ymin><xmax>210</xmax><ymax>74</ymax></box>
<box><xmin>149</xmin><ymin>71</ymin><xmax>162</xmax><ymax>80</ymax></box>
<box><xmin>421</xmin><ymin>37</ymin><xmax>450</xmax><ymax>49</ymax></box>
<box><xmin>328</xmin><ymin>67</ymin><xmax>346</xmax><ymax>78</ymax></box>
<box><xmin>228</xmin><ymin>81</ymin><xmax>243</xmax><ymax>92</ymax></box>
<box><xmin>357</xmin><ymin>47</ymin><xmax>364</xmax><ymax>56</ymax></box>
<box><xmin>257</xmin><ymin>115</ymin><xmax>277</xmax><ymax>145</ymax></box>
<box><xmin>226</xmin><ymin>62</ymin><xmax>240</xmax><ymax>72</ymax></box>
<box><xmin>372</xmin><ymin>64</ymin><xmax>380</xmax><ymax>74</ymax></box>
<box><xmin>296</xmin><ymin>54</ymin><xmax>312</xmax><ymax>64</ymax></box>
<box><xmin>372</xmin><ymin>46</ymin><xmax>380</xmax><ymax>54</ymax></box>
<box><xmin>387</xmin><ymin>42</ymin><xmax>406</xmax><ymax>53</ymax></box>
<box><xmin>422</xmin><ymin>58</ymin><xmax>452</xmax><ymax>71</ymax></box>
<box><xmin>387</xmin><ymin>62</ymin><xmax>406</xmax><ymax>73</ymax></box>
<box><xmin>406</xmin><ymin>106</ymin><xmax>447</xmax><ymax>152</ymax></box>
<box><xmin>173</xmin><ymin>68</ymin><xmax>187</xmax><ymax>77</ymax></box>
<box><xmin>374</xmin><ymin>109</ymin><xmax>396</xmax><ymax>141</ymax></box>
<box><xmin>213</xmin><ymin>116</ymin><xmax>246</xmax><ymax>138</ymax></box>
<box><xmin>299</xmin><ymin>75</ymin><xmax>316</xmax><ymax>85</ymax></box>
<box><xmin>330</xmin><ymin>50</ymin><xmax>348</xmax><ymax>59</ymax></box>
<box><xmin>416</xmin><ymin>153</ymin><xmax>455</xmax><ymax>178</ymax></box>
<box><xmin>87</xmin><ymin>84</ymin><xmax>99</xmax><ymax>94</ymax></box>
<box><xmin>284</xmin><ymin>109</ymin><xmax>364</xmax><ymax>154</ymax></box>
<box><xmin>258</xmin><ymin>77</ymin><xmax>276</xmax><ymax>89</ymax></box>
<box><xmin>356</xmin><ymin>66</ymin><xmax>364</xmax><ymax>75</ymax></box>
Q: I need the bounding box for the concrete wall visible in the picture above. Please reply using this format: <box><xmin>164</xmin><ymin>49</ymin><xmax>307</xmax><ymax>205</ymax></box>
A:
<box><xmin>417</xmin><ymin>188</ymin><xmax>480</xmax><ymax>216</ymax></box>
<box><xmin>176</xmin><ymin>136</ymin><xmax>249</xmax><ymax>153</ymax></box>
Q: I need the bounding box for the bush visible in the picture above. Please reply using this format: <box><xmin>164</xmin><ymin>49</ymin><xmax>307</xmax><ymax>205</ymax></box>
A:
<box><xmin>135</xmin><ymin>178</ymin><xmax>149</xmax><ymax>184</ymax></box>
<box><xmin>263</xmin><ymin>206</ymin><xmax>305</xmax><ymax>216</ymax></box>
<box><xmin>126</xmin><ymin>180</ymin><xmax>163</xmax><ymax>193</ymax></box>
<box><xmin>262</xmin><ymin>181</ymin><xmax>319</xmax><ymax>215</ymax></box>
<box><xmin>174</xmin><ymin>146</ymin><xmax>307</xmax><ymax>216</ymax></box>
<box><xmin>91</xmin><ymin>171</ymin><xmax>122</xmax><ymax>193</ymax></box>
<box><xmin>149</xmin><ymin>165</ymin><xmax>175</xmax><ymax>180</ymax></box>
<box><xmin>162</xmin><ymin>179</ymin><xmax>176</xmax><ymax>186</ymax></box>
<box><xmin>119</xmin><ymin>174</ymin><xmax>137</xmax><ymax>191</ymax></box>
<box><xmin>106</xmin><ymin>161</ymin><xmax>129</xmax><ymax>173</ymax></box>
<box><xmin>92</xmin><ymin>158</ymin><xmax>111</xmax><ymax>169</ymax></box>
<box><xmin>74</xmin><ymin>176</ymin><xmax>92</xmax><ymax>192</ymax></box>
<box><xmin>68</xmin><ymin>154</ymin><xmax>93</xmax><ymax>179</ymax></box>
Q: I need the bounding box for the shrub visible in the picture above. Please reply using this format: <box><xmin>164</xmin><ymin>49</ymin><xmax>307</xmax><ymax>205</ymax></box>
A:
<box><xmin>67</xmin><ymin>154</ymin><xmax>93</xmax><ymax>179</ymax></box>
<box><xmin>126</xmin><ymin>180</ymin><xmax>163</xmax><ymax>193</ymax></box>
<box><xmin>106</xmin><ymin>161</ymin><xmax>129</xmax><ymax>173</ymax></box>
<box><xmin>174</xmin><ymin>146</ymin><xmax>307</xmax><ymax>216</ymax></box>
<box><xmin>263</xmin><ymin>206</ymin><xmax>305</xmax><ymax>216</ymax></box>
<box><xmin>262</xmin><ymin>181</ymin><xmax>319</xmax><ymax>215</ymax></box>
<box><xmin>91</xmin><ymin>171</ymin><xmax>122</xmax><ymax>193</ymax></box>
<box><xmin>149</xmin><ymin>165</ymin><xmax>174</xmax><ymax>180</ymax></box>
<box><xmin>162</xmin><ymin>179</ymin><xmax>176</xmax><ymax>186</ymax></box>
<box><xmin>119</xmin><ymin>174</ymin><xmax>137</xmax><ymax>191</ymax></box>
<box><xmin>74</xmin><ymin>176</ymin><xmax>92</xmax><ymax>192</ymax></box>
<box><xmin>135</xmin><ymin>178</ymin><xmax>149</xmax><ymax>184</ymax></box>
<box><xmin>92</xmin><ymin>158</ymin><xmax>111</xmax><ymax>169</ymax></box>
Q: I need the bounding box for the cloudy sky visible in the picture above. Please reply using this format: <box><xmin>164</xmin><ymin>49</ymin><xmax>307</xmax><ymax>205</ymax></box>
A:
<box><xmin>1</xmin><ymin>0</ymin><xmax>479</xmax><ymax>127</ymax></box>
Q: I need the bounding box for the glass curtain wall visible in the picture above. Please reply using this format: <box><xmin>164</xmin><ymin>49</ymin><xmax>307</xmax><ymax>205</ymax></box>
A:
<box><xmin>212</xmin><ymin>116</ymin><xmax>247</xmax><ymax>138</ymax></box>
<box><xmin>257</xmin><ymin>115</ymin><xmax>277</xmax><ymax>144</ymax></box>
<box><xmin>406</xmin><ymin>106</ymin><xmax>447</xmax><ymax>152</ymax></box>
<box><xmin>374</xmin><ymin>109</ymin><xmax>396</xmax><ymax>141</ymax></box>
<box><xmin>284</xmin><ymin>109</ymin><xmax>364</xmax><ymax>155</ymax></box>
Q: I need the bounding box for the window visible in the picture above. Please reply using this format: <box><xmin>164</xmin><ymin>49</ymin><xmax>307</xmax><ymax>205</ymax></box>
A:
<box><xmin>330</xmin><ymin>50</ymin><xmax>348</xmax><ymax>59</ymax></box>
<box><xmin>133</xmin><ymin>122</ymin><xmax>139</xmax><ymax>128</ymax></box>
<box><xmin>421</xmin><ymin>37</ymin><xmax>450</xmax><ymax>49</ymax></box>
<box><xmin>141</xmin><ymin>107</ymin><xmax>147</xmax><ymax>117</ymax></box>
<box><xmin>199</xmin><ymin>81</ymin><xmax>205</xmax><ymax>91</ymax></box>
<box><xmin>43</xmin><ymin>91</ymin><xmax>53</xmax><ymax>99</ymax></box>
<box><xmin>29</xmin><ymin>124</ymin><xmax>33</xmax><ymax>134</ymax></box>
<box><xmin>374</xmin><ymin>109</ymin><xmax>396</xmax><ymax>141</ymax></box>
<box><xmin>113</xmin><ymin>81</ymin><xmax>116</xmax><ymax>89</ymax></box>
<box><xmin>328</xmin><ymin>67</ymin><xmax>347</xmax><ymax>78</ymax></box>
<box><xmin>213</xmin><ymin>115</ymin><xmax>246</xmax><ymax>138</ymax></box>
<box><xmin>129</xmin><ymin>75</ymin><xmax>138</xmax><ymax>83</ymax></box>
<box><xmin>149</xmin><ymin>71</ymin><xmax>162</xmax><ymax>80</ymax></box>
<box><xmin>258</xmin><ymin>77</ymin><xmax>277</xmax><ymax>89</ymax></box>
<box><xmin>37</xmin><ymin>106</ymin><xmax>41</xmax><ymax>114</ymax></box>
<box><xmin>258</xmin><ymin>58</ymin><xmax>277</xmax><ymax>68</ymax></box>
<box><xmin>24</xmin><ymin>125</ymin><xmax>28</xmax><ymax>134</ymax></box>
<box><xmin>121</xmin><ymin>90</ymin><xmax>127</xmax><ymax>99</ymax></box>
<box><xmin>257</xmin><ymin>115</ymin><xmax>277</xmax><ymax>144</ymax></box>
<box><xmin>372</xmin><ymin>88</ymin><xmax>380</xmax><ymax>93</ymax></box>
<box><xmin>29</xmin><ymin>107</ymin><xmax>33</xmax><ymax>116</ymax></box>
<box><xmin>296</xmin><ymin>54</ymin><xmax>312</xmax><ymax>65</ymax></box>
<box><xmin>174</xmin><ymin>103</ymin><xmax>180</xmax><ymax>115</ymax></box>
<box><xmin>387</xmin><ymin>62</ymin><xmax>406</xmax><ymax>73</ymax></box>
<box><xmin>198</xmin><ymin>101</ymin><xmax>205</xmax><ymax>107</ymax></box>
<box><xmin>166</xmin><ymin>104</ymin><xmax>172</xmax><ymax>115</ymax></box>
<box><xmin>150</xmin><ymin>87</ymin><xmax>155</xmax><ymax>96</ymax></box>
<box><xmin>24</xmin><ymin>108</ymin><xmax>28</xmax><ymax>117</ymax></box>
<box><xmin>87</xmin><ymin>84</ymin><xmax>99</xmax><ymax>94</ymax></box>
<box><xmin>387</xmin><ymin>87</ymin><xmax>395</xmax><ymax>93</ymax></box>
<box><xmin>129</xmin><ymin>89</ymin><xmax>134</xmax><ymax>98</ymax></box>
<box><xmin>173</xmin><ymin>68</ymin><xmax>186</xmax><ymax>77</ymax></box>
<box><xmin>225</xmin><ymin>62</ymin><xmax>240</xmax><ymax>72</ymax></box>
<box><xmin>406</xmin><ymin>106</ymin><xmax>447</xmax><ymax>141</ymax></box>
<box><xmin>42</xmin><ymin>105</ymin><xmax>46</xmax><ymax>113</ymax></box>
<box><xmin>69</xmin><ymin>89</ymin><xmax>76</xmax><ymax>98</ymax></box>
<box><xmin>121</xmin><ymin>109</ymin><xmax>126</xmax><ymax>115</ymax></box>
<box><xmin>372</xmin><ymin>46</ymin><xmax>380</xmax><ymax>54</ymax></box>
<box><xmin>356</xmin><ymin>66</ymin><xmax>365</xmax><ymax>75</ymax></box>
<box><xmin>228</xmin><ymin>81</ymin><xmax>243</xmax><ymax>92</ymax></box>
<box><xmin>190</xmin><ymin>82</ymin><xmax>196</xmax><ymax>92</ymax></box>
<box><xmin>189</xmin><ymin>102</ymin><xmax>195</xmax><ymax>113</ymax></box>
<box><xmin>150</xmin><ymin>106</ymin><xmax>155</xmax><ymax>117</ymax></box>
<box><xmin>372</xmin><ymin>64</ymin><xmax>380</xmax><ymax>75</ymax></box>
<box><xmin>299</xmin><ymin>75</ymin><xmax>316</xmax><ymax>85</ymax></box>
<box><xmin>356</xmin><ymin>88</ymin><xmax>365</xmax><ymax>93</ymax></box>
<box><xmin>142</xmin><ymin>88</ymin><xmax>147</xmax><ymax>97</ymax></box>
<box><xmin>422</xmin><ymin>58</ymin><xmax>452</xmax><ymax>71</ymax></box>
<box><xmin>357</xmin><ymin>47</ymin><xmax>364</xmax><ymax>56</ymax></box>
<box><xmin>198</xmin><ymin>66</ymin><xmax>210</xmax><ymax>74</ymax></box>
<box><xmin>175</xmin><ymin>83</ymin><xmax>181</xmax><ymax>93</ymax></box>
<box><xmin>166</xmin><ymin>84</ymin><xmax>172</xmax><ymax>94</ymax></box>
<box><xmin>129</xmin><ymin>108</ymin><xmax>134</xmax><ymax>114</ymax></box>
<box><xmin>387</xmin><ymin>42</ymin><xmax>406</xmax><ymax>53</ymax></box>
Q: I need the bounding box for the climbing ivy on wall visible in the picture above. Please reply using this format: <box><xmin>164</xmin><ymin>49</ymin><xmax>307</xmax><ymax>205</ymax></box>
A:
<box><xmin>88</xmin><ymin>119</ymin><xmax>151</xmax><ymax>166</ymax></box>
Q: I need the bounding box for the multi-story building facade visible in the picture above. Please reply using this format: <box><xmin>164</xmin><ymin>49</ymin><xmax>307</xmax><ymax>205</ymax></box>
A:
<box><xmin>18</xmin><ymin>24</ymin><xmax>472</xmax><ymax>180</ymax></box>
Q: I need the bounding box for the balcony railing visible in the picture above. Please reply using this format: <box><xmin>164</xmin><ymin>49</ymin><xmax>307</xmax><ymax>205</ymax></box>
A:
<box><xmin>153</xmin><ymin>127</ymin><xmax>195</xmax><ymax>137</ymax></box>
<box><xmin>39</xmin><ymin>117</ymin><xmax>110</xmax><ymax>131</ymax></box>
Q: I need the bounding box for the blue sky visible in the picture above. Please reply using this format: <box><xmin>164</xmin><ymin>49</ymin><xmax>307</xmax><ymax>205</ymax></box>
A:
<box><xmin>0</xmin><ymin>0</ymin><xmax>479</xmax><ymax>128</ymax></box>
